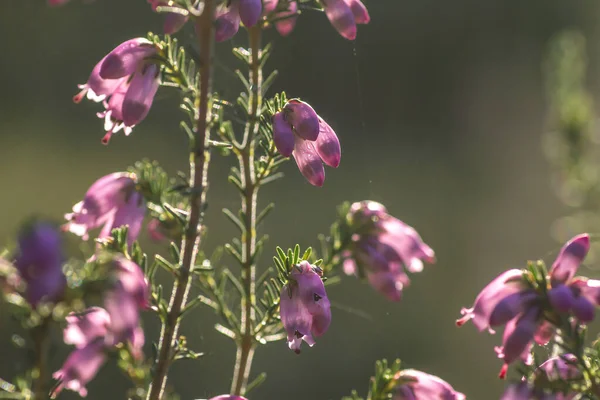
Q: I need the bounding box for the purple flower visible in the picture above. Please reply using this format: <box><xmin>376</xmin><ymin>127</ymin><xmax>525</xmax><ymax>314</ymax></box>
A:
<box><xmin>74</xmin><ymin>38</ymin><xmax>160</xmax><ymax>143</ymax></box>
<box><xmin>272</xmin><ymin>100</ymin><xmax>341</xmax><ymax>186</ymax></box>
<box><xmin>394</xmin><ymin>369</ymin><xmax>465</xmax><ymax>400</ymax></box>
<box><xmin>280</xmin><ymin>261</ymin><xmax>331</xmax><ymax>353</ymax></box>
<box><xmin>14</xmin><ymin>222</ymin><xmax>66</xmax><ymax>306</ymax></box>
<box><xmin>64</xmin><ymin>307</ymin><xmax>111</xmax><ymax>349</ymax></box>
<box><xmin>64</xmin><ymin>172</ymin><xmax>146</xmax><ymax>246</ymax></box>
<box><xmin>343</xmin><ymin>201</ymin><xmax>435</xmax><ymax>301</ymax></box>
<box><xmin>321</xmin><ymin>0</ymin><xmax>370</xmax><ymax>40</ymax></box>
<box><xmin>52</xmin><ymin>340</ymin><xmax>107</xmax><ymax>398</ymax></box>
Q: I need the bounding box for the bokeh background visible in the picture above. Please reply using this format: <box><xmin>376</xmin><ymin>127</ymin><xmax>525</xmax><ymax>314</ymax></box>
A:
<box><xmin>2</xmin><ymin>0</ymin><xmax>600</xmax><ymax>398</ymax></box>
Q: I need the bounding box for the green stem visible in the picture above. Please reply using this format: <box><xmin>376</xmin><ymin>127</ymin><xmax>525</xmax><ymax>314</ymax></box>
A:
<box><xmin>230</xmin><ymin>25</ymin><xmax>263</xmax><ymax>397</ymax></box>
<box><xmin>32</xmin><ymin>319</ymin><xmax>50</xmax><ymax>400</ymax></box>
<box><xmin>146</xmin><ymin>2</ymin><xmax>215</xmax><ymax>399</ymax></box>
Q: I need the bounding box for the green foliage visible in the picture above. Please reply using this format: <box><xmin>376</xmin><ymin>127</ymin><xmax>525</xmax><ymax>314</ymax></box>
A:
<box><xmin>343</xmin><ymin>359</ymin><xmax>403</xmax><ymax>400</ymax></box>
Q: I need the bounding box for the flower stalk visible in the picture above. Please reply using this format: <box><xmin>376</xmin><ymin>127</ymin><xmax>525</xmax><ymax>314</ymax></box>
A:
<box><xmin>230</xmin><ymin>24</ymin><xmax>263</xmax><ymax>397</ymax></box>
<box><xmin>32</xmin><ymin>318</ymin><xmax>51</xmax><ymax>400</ymax></box>
<box><xmin>146</xmin><ymin>2</ymin><xmax>216</xmax><ymax>399</ymax></box>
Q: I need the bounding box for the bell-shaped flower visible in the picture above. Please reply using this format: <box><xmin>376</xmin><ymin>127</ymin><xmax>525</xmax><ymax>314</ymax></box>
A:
<box><xmin>52</xmin><ymin>340</ymin><xmax>107</xmax><ymax>398</ymax></box>
<box><xmin>321</xmin><ymin>0</ymin><xmax>369</xmax><ymax>40</ymax></box>
<box><xmin>272</xmin><ymin>100</ymin><xmax>341</xmax><ymax>186</ymax></box>
<box><xmin>147</xmin><ymin>0</ymin><xmax>190</xmax><ymax>34</ymax></box>
<box><xmin>74</xmin><ymin>38</ymin><xmax>160</xmax><ymax>143</ymax></box>
<box><xmin>344</xmin><ymin>201</ymin><xmax>435</xmax><ymax>301</ymax></box>
<box><xmin>500</xmin><ymin>383</ymin><xmax>555</xmax><ymax>400</ymax></box>
<box><xmin>14</xmin><ymin>222</ymin><xmax>66</xmax><ymax>306</ymax></box>
<box><xmin>456</xmin><ymin>269</ymin><xmax>531</xmax><ymax>332</ymax></box>
<box><xmin>214</xmin><ymin>0</ymin><xmax>262</xmax><ymax>42</ymax></box>
<box><xmin>394</xmin><ymin>369</ymin><xmax>465</xmax><ymax>400</ymax></box>
<box><xmin>164</xmin><ymin>12</ymin><xmax>189</xmax><ymax>34</ymax></box>
<box><xmin>267</xmin><ymin>0</ymin><xmax>298</xmax><ymax>36</ymax></box>
<box><xmin>64</xmin><ymin>307</ymin><xmax>111</xmax><ymax>349</ymax></box>
<box><xmin>73</xmin><ymin>57</ymin><xmax>127</xmax><ymax>104</ymax></box>
<box><xmin>104</xmin><ymin>257</ymin><xmax>149</xmax><ymax>358</ymax></box>
<box><xmin>495</xmin><ymin>307</ymin><xmax>540</xmax><ymax>378</ymax></box>
<box><xmin>64</xmin><ymin>172</ymin><xmax>146</xmax><ymax>245</ymax></box>
<box><xmin>238</xmin><ymin>0</ymin><xmax>262</xmax><ymax>27</ymax></box>
<box><xmin>546</xmin><ymin>234</ymin><xmax>600</xmax><ymax>323</ymax></box>
<box><xmin>215</xmin><ymin>2</ymin><xmax>242</xmax><ymax>41</ymax></box>
<box><xmin>99</xmin><ymin>38</ymin><xmax>158</xmax><ymax>80</ymax></box>
<box><xmin>538</xmin><ymin>353</ymin><xmax>581</xmax><ymax>381</ymax></box>
<box><xmin>284</xmin><ymin>100</ymin><xmax>320</xmax><ymax>141</ymax></box>
<box><xmin>550</xmin><ymin>234</ymin><xmax>590</xmax><ymax>286</ymax></box>
<box><xmin>280</xmin><ymin>261</ymin><xmax>331</xmax><ymax>353</ymax></box>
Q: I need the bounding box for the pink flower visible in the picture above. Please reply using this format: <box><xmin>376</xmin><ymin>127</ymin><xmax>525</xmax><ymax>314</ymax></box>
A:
<box><xmin>64</xmin><ymin>172</ymin><xmax>146</xmax><ymax>246</ymax></box>
<box><xmin>321</xmin><ymin>0</ymin><xmax>370</xmax><ymax>40</ymax></box>
<box><xmin>280</xmin><ymin>261</ymin><xmax>331</xmax><ymax>353</ymax></box>
<box><xmin>52</xmin><ymin>340</ymin><xmax>107</xmax><ymax>397</ymax></box>
<box><xmin>64</xmin><ymin>307</ymin><xmax>111</xmax><ymax>349</ymax></box>
<box><xmin>272</xmin><ymin>100</ymin><xmax>341</xmax><ymax>186</ymax></box>
<box><xmin>74</xmin><ymin>38</ymin><xmax>160</xmax><ymax>143</ymax></box>
<box><xmin>394</xmin><ymin>369</ymin><xmax>465</xmax><ymax>400</ymax></box>
<box><xmin>343</xmin><ymin>201</ymin><xmax>435</xmax><ymax>301</ymax></box>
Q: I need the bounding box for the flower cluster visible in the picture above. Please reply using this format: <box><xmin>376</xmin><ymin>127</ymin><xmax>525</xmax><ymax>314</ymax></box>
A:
<box><xmin>53</xmin><ymin>256</ymin><xmax>149</xmax><ymax>397</ymax></box>
<box><xmin>74</xmin><ymin>39</ymin><xmax>160</xmax><ymax>144</ymax></box>
<box><xmin>64</xmin><ymin>172</ymin><xmax>146</xmax><ymax>246</ymax></box>
<box><xmin>342</xmin><ymin>201</ymin><xmax>436</xmax><ymax>301</ymax></box>
<box><xmin>272</xmin><ymin>99</ymin><xmax>341</xmax><ymax>186</ymax></box>
<box><xmin>457</xmin><ymin>234</ymin><xmax>600</xmax><ymax>378</ymax></box>
<box><xmin>279</xmin><ymin>260</ymin><xmax>331</xmax><ymax>353</ymax></box>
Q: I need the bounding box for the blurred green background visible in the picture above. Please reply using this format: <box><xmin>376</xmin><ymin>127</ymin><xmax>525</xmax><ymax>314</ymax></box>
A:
<box><xmin>2</xmin><ymin>0</ymin><xmax>600</xmax><ymax>399</ymax></box>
